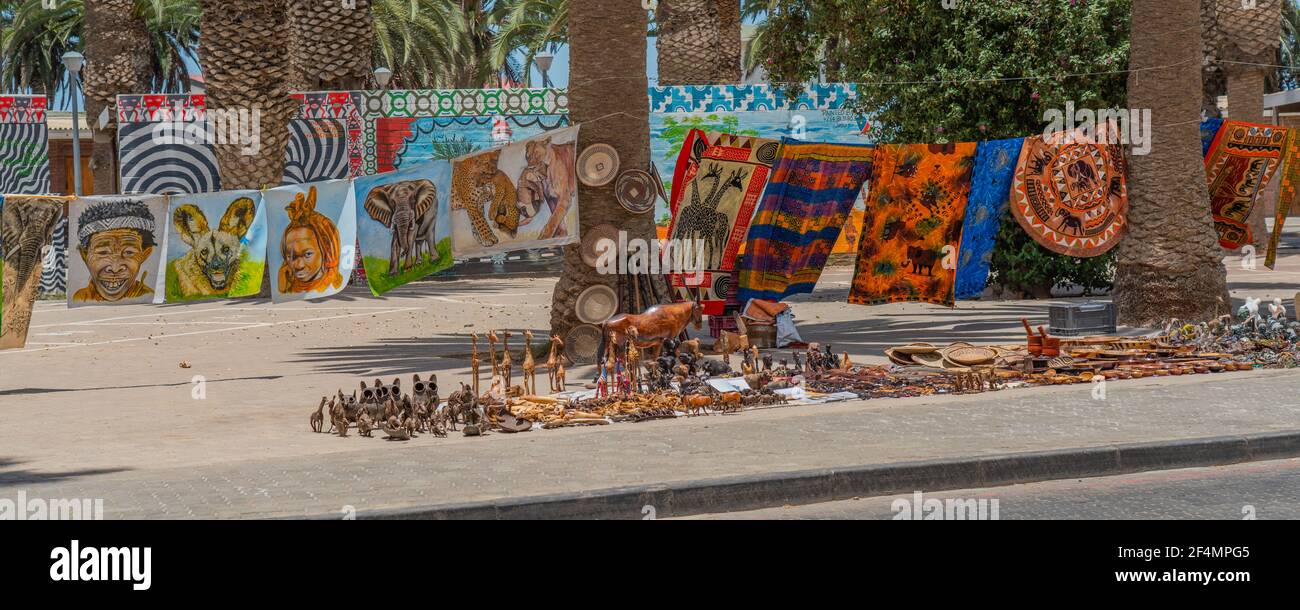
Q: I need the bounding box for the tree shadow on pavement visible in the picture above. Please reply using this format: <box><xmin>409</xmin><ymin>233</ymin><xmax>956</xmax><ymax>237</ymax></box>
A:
<box><xmin>0</xmin><ymin>458</ymin><xmax>128</xmax><ymax>487</ymax></box>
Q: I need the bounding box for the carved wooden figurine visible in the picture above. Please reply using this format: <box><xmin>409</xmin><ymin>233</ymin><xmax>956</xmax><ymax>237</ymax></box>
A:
<box><xmin>500</xmin><ymin>330</ymin><xmax>514</xmax><ymax>390</ymax></box>
<box><xmin>311</xmin><ymin>396</ymin><xmax>326</xmax><ymax>433</ymax></box>
<box><xmin>626</xmin><ymin>328</ymin><xmax>642</xmax><ymax>393</ymax></box>
<box><xmin>470</xmin><ymin>333</ymin><xmax>481</xmax><ymax>396</ymax></box>
<box><xmin>522</xmin><ymin>330</ymin><xmax>538</xmax><ymax>395</ymax></box>
<box><xmin>487</xmin><ymin>330</ymin><xmax>501</xmax><ymax>383</ymax></box>
<box><xmin>546</xmin><ymin>334</ymin><xmax>562</xmax><ymax>393</ymax></box>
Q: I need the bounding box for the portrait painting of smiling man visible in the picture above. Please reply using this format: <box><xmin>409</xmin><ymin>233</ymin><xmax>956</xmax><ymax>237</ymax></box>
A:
<box><xmin>67</xmin><ymin>196</ymin><xmax>168</xmax><ymax>307</ymax></box>
<box><xmin>264</xmin><ymin>178</ymin><xmax>356</xmax><ymax>304</ymax></box>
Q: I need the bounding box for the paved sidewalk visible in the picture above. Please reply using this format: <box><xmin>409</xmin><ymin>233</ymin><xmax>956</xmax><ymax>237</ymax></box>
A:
<box><xmin>3</xmin><ymin>367</ymin><xmax>1298</xmax><ymax>518</ymax></box>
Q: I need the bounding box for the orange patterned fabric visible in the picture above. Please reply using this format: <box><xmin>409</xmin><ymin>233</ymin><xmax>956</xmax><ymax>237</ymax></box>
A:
<box><xmin>1010</xmin><ymin>128</ymin><xmax>1128</xmax><ymax>257</ymax></box>
<box><xmin>1267</xmin><ymin>127</ymin><xmax>1300</xmax><ymax>268</ymax></box>
<box><xmin>849</xmin><ymin>143</ymin><xmax>977</xmax><ymax>307</ymax></box>
<box><xmin>1204</xmin><ymin>120</ymin><xmax>1286</xmax><ymax>250</ymax></box>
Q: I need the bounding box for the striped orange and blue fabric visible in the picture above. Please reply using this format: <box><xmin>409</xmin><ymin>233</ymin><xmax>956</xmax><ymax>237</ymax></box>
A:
<box><xmin>736</xmin><ymin>138</ymin><xmax>875</xmax><ymax>304</ymax></box>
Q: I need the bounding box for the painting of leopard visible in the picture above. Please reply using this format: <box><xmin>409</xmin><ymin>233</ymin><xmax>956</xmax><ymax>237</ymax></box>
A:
<box><xmin>451</xmin><ymin>150</ymin><xmax>518</xmax><ymax>248</ymax></box>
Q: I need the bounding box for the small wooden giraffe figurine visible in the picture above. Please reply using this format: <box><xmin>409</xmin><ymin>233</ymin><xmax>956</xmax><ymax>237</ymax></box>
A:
<box><xmin>487</xmin><ymin>330</ymin><xmax>501</xmax><ymax>386</ymax></box>
<box><xmin>546</xmin><ymin>334</ymin><xmax>561</xmax><ymax>393</ymax></box>
<box><xmin>626</xmin><ymin>328</ymin><xmax>642</xmax><ymax>393</ymax></box>
<box><xmin>500</xmin><ymin>330</ymin><xmax>514</xmax><ymax>389</ymax></box>
<box><xmin>522</xmin><ymin>330</ymin><xmax>537</xmax><ymax>395</ymax></box>
<box><xmin>470</xmin><ymin>333</ymin><xmax>481</xmax><ymax>396</ymax></box>
<box><xmin>551</xmin><ymin>334</ymin><xmax>567</xmax><ymax>393</ymax></box>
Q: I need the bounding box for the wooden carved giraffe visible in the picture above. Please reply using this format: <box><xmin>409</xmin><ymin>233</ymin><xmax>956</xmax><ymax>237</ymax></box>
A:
<box><xmin>522</xmin><ymin>330</ymin><xmax>537</xmax><ymax>396</ymax></box>
<box><xmin>500</xmin><ymin>330</ymin><xmax>513</xmax><ymax>390</ymax></box>
<box><xmin>549</xmin><ymin>334</ymin><xmax>566</xmax><ymax>393</ymax></box>
<box><xmin>487</xmin><ymin>330</ymin><xmax>501</xmax><ymax>383</ymax></box>
<box><xmin>470</xmin><ymin>333</ymin><xmax>481</xmax><ymax>396</ymax></box>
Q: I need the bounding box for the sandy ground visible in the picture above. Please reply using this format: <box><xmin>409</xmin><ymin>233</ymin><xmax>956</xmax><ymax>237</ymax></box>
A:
<box><xmin>2</xmin><ymin>236</ymin><xmax>1299</xmax><ymax>477</ymax></box>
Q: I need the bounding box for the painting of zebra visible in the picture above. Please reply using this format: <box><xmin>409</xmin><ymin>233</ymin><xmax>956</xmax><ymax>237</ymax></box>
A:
<box><xmin>0</xmin><ymin>123</ymin><xmax>51</xmax><ymax>194</ymax></box>
<box><xmin>117</xmin><ymin>121</ymin><xmax>222</xmax><ymax>195</ymax></box>
<box><xmin>283</xmin><ymin>118</ymin><xmax>350</xmax><ymax>185</ymax></box>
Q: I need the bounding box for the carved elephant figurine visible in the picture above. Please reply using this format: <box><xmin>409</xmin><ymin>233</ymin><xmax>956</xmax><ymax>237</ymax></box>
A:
<box><xmin>362</xmin><ymin>179</ymin><xmax>439</xmax><ymax>275</ymax></box>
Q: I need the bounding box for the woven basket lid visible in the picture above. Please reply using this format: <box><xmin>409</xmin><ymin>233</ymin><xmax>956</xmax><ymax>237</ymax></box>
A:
<box><xmin>575</xmin><ymin>284</ymin><xmax>619</xmax><ymax>324</ymax></box>
<box><xmin>564</xmin><ymin>324</ymin><xmax>604</xmax><ymax>364</ymax></box>
<box><xmin>943</xmin><ymin>345</ymin><xmax>998</xmax><ymax>366</ymax></box>
<box><xmin>911</xmin><ymin>351</ymin><xmax>945</xmax><ymax>368</ymax></box>
<box><xmin>615</xmin><ymin>169</ymin><xmax>656</xmax><ymax>214</ymax></box>
<box><xmin>580</xmin><ymin>224</ymin><xmax>620</xmax><ymax>268</ymax></box>
<box><xmin>884</xmin><ymin>348</ymin><xmax>916</xmax><ymax>366</ymax></box>
<box><xmin>577</xmin><ymin>143</ymin><xmax>620</xmax><ymax>187</ymax></box>
<box><xmin>893</xmin><ymin>342</ymin><xmax>938</xmax><ymax>355</ymax></box>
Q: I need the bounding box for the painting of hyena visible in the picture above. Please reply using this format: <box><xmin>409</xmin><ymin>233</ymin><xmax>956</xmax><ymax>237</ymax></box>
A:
<box><xmin>166</xmin><ymin>194</ymin><xmax>264</xmax><ymax>300</ymax></box>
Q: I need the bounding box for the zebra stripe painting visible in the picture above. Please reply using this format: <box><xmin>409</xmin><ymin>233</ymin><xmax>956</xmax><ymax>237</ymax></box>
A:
<box><xmin>116</xmin><ymin>94</ymin><xmax>221</xmax><ymax>195</ymax></box>
<box><xmin>283</xmin><ymin>118</ymin><xmax>350</xmax><ymax>185</ymax></box>
<box><xmin>0</xmin><ymin>123</ymin><xmax>52</xmax><ymax>194</ymax></box>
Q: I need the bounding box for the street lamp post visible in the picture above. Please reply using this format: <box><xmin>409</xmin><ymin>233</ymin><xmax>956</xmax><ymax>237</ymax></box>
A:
<box><xmin>62</xmin><ymin>51</ymin><xmax>85</xmax><ymax>196</ymax></box>
<box><xmin>534</xmin><ymin>53</ymin><xmax>554</xmax><ymax>88</ymax></box>
<box><xmin>373</xmin><ymin>67</ymin><xmax>393</xmax><ymax>90</ymax></box>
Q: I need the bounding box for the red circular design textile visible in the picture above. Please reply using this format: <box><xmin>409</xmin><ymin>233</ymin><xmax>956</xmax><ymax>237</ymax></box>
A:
<box><xmin>1011</xmin><ymin>129</ymin><xmax>1128</xmax><ymax>257</ymax></box>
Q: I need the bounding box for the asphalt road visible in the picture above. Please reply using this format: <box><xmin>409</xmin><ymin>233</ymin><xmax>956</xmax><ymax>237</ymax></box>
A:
<box><xmin>685</xmin><ymin>458</ymin><xmax>1300</xmax><ymax>520</ymax></box>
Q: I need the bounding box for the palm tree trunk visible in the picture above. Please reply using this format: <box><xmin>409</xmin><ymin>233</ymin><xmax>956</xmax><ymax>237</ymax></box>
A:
<box><xmin>657</xmin><ymin>0</ymin><xmax>726</xmax><ymax>85</ymax></box>
<box><xmin>1226</xmin><ymin>66</ymin><xmax>1272</xmax><ymax>249</ymax></box>
<box><xmin>1113</xmin><ymin>0</ymin><xmax>1231</xmax><ymax>326</ymax></box>
<box><xmin>550</xmin><ymin>0</ymin><xmax>661</xmax><ymax>340</ymax></box>
<box><xmin>288</xmin><ymin>0</ymin><xmax>374</xmax><ymax>91</ymax></box>
<box><xmin>198</xmin><ymin>0</ymin><xmax>295</xmax><ymax>190</ymax></box>
<box><xmin>715</xmin><ymin>0</ymin><xmax>742</xmax><ymax>83</ymax></box>
<box><xmin>82</xmin><ymin>0</ymin><xmax>153</xmax><ymax>194</ymax></box>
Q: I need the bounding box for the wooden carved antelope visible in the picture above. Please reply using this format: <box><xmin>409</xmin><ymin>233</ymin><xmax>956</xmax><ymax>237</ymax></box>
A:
<box><xmin>598</xmin><ymin>296</ymin><xmax>704</xmax><ymax>365</ymax></box>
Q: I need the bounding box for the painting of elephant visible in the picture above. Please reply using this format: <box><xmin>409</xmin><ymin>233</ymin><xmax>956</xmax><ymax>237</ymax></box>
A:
<box><xmin>362</xmin><ymin>179</ymin><xmax>438</xmax><ymax>276</ymax></box>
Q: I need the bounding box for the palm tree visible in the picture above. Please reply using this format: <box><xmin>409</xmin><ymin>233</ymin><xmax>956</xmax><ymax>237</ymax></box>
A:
<box><xmin>489</xmin><ymin>0</ymin><xmax>567</xmax><ymax>82</ymax></box>
<box><xmin>197</xmin><ymin>0</ymin><xmax>294</xmax><ymax>189</ymax></box>
<box><xmin>1114</xmin><ymin>0</ymin><xmax>1231</xmax><ymax>326</ymax></box>
<box><xmin>1214</xmin><ymin>0</ymin><xmax>1282</xmax><ymax>250</ymax></box>
<box><xmin>656</xmin><ymin>0</ymin><xmax>731</xmax><ymax>85</ymax></box>
<box><xmin>288</xmin><ymin>0</ymin><xmax>373</xmax><ymax>91</ymax></box>
<box><xmin>1</xmin><ymin>0</ymin><xmax>82</xmax><ymax>94</ymax></box>
<box><xmin>550</xmin><ymin>0</ymin><xmax>661</xmax><ymax>341</ymax></box>
<box><xmin>82</xmin><ymin>0</ymin><xmax>153</xmax><ymax>194</ymax></box>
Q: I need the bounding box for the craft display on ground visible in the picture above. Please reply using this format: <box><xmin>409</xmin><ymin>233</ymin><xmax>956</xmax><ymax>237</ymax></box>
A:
<box><xmin>165</xmin><ymin>190</ymin><xmax>266</xmax><ymax>302</ymax></box>
<box><xmin>265</xmin><ymin>179</ymin><xmax>356</xmax><ymax>303</ymax></box>
<box><xmin>1010</xmin><ymin>126</ymin><xmax>1128</xmax><ymax>257</ymax></box>
<box><xmin>1204</xmin><ymin>120</ymin><xmax>1286</xmax><ymax>250</ymax></box>
<box><xmin>737</xmin><ymin>138</ymin><xmax>874</xmax><ymax>304</ymax></box>
<box><xmin>67</xmin><ymin>195</ymin><xmax>169</xmax><ymax>306</ymax></box>
<box><xmin>354</xmin><ymin>161</ymin><xmax>453</xmax><ymax>295</ymax></box>
<box><xmin>667</xmin><ymin>129</ymin><xmax>779</xmax><ymax>313</ymax></box>
<box><xmin>1</xmin><ymin>195</ymin><xmax>65</xmax><ymax>349</ymax></box>
<box><xmin>849</xmin><ymin>143</ymin><xmax>977</xmax><ymax>307</ymax></box>
<box><xmin>955</xmin><ymin>137</ymin><xmax>1023</xmax><ymax>300</ymax></box>
<box><xmin>449</xmin><ymin>126</ymin><xmax>579</xmax><ymax>257</ymax></box>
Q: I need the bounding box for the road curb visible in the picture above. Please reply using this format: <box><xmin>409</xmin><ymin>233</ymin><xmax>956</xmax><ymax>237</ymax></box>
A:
<box><xmin>326</xmin><ymin>430</ymin><xmax>1300</xmax><ymax>520</ymax></box>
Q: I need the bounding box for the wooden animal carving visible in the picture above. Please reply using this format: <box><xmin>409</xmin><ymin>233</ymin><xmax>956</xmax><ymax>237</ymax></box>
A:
<box><xmin>362</xmin><ymin>179</ymin><xmax>439</xmax><ymax>275</ymax></box>
<box><xmin>487</xmin><ymin>331</ymin><xmax>501</xmax><ymax>382</ymax></box>
<box><xmin>681</xmin><ymin>393</ymin><xmax>713</xmax><ymax>417</ymax></box>
<box><xmin>626</xmin><ymin>328</ymin><xmax>643</xmax><ymax>393</ymax></box>
<box><xmin>471</xmin><ymin>333</ymin><xmax>481</xmax><ymax>396</ymax></box>
<box><xmin>500</xmin><ymin>330</ymin><xmax>514</xmax><ymax>389</ymax></box>
<box><xmin>171</xmin><ymin>198</ymin><xmax>257</xmax><ymax>296</ymax></box>
<box><xmin>599</xmin><ymin>300</ymin><xmax>704</xmax><ymax>364</ymax></box>
<box><xmin>310</xmin><ymin>397</ymin><xmax>326</xmax><ymax>433</ymax></box>
<box><xmin>521</xmin><ymin>330</ymin><xmax>537</xmax><ymax>395</ymax></box>
<box><xmin>546</xmin><ymin>334</ymin><xmax>563</xmax><ymax>392</ymax></box>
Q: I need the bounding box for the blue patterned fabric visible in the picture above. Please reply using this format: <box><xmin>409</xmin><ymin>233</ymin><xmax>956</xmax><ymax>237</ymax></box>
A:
<box><xmin>1201</xmin><ymin>118</ymin><xmax>1224</xmax><ymax>157</ymax></box>
<box><xmin>955</xmin><ymin>137</ymin><xmax>1024</xmax><ymax>300</ymax></box>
